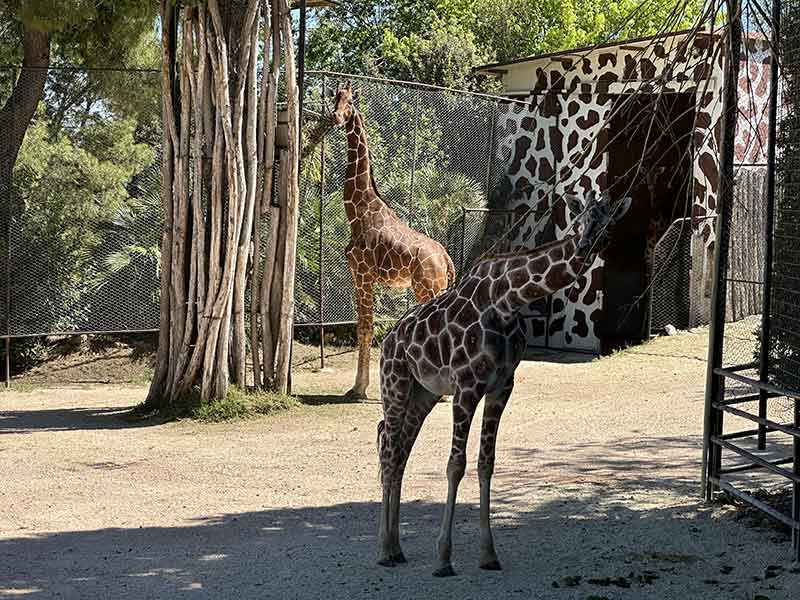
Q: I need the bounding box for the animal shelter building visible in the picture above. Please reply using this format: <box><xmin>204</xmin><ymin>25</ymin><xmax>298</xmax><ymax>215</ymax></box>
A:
<box><xmin>476</xmin><ymin>29</ymin><xmax>771</xmax><ymax>354</ymax></box>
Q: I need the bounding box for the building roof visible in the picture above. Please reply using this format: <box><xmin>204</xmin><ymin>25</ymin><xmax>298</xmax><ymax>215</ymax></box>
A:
<box><xmin>474</xmin><ymin>29</ymin><xmax>709</xmax><ymax>73</ymax></box>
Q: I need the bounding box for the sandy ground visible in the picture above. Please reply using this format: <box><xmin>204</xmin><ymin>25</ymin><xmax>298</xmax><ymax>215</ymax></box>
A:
<box><xmin>1</xmin><ymin>330</ymin><xmax>798</xmax><ymax>599</ymax></box>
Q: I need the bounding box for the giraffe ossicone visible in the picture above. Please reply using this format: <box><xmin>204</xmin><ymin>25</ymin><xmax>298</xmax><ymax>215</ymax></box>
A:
<box><xmin>331</xmin><ymin>83</ymin><xmax>456</xmax><ymax>400</ymax></box>
<box><xmin>376</xmin><ymin>190</ymin><xmax>630</xmax><ymax>576</ymax></box>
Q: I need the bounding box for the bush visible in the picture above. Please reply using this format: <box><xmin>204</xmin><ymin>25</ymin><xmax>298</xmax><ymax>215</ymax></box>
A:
<box><xmin>191</xmin><ymin>387</ymin><xmax>299</xmax><ymax>422</ymax></box>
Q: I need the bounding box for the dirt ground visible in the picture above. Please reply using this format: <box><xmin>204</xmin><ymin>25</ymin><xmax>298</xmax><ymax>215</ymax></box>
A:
<box><xmin>1</xmin><ymin>330</ymin><xmax>798</xmax><ymax>599</ymax></box>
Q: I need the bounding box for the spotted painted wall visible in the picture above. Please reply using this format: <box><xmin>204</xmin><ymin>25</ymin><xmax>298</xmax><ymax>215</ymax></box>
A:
<box><xmin>488</xmin><ymin>32</ymin><xmax>771</xmax><ymax>352</ymax></box>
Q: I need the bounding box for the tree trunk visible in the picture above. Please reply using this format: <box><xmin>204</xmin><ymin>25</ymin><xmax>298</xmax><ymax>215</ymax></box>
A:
<box><xmin>148</xmin><ymin>0</ymin><xmax>300</xmax><ymax>407</ymax></box>
<box><xmin>0</xmin><ymin>23</ymin><xmax>50</xmax><ymax>273</ymax></box>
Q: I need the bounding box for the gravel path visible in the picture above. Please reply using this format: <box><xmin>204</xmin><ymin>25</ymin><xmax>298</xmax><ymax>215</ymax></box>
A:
<box><xmin>1</xmin><ymin>331</ymin><xmax>797</xmax><ymax>599</ymax></box>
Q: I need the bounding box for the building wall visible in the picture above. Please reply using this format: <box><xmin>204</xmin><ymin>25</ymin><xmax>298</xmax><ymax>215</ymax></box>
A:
<box><xmin>489</xmin><ymin>32</ymin><xmax>772</xmax><ymax>351</ymax></box>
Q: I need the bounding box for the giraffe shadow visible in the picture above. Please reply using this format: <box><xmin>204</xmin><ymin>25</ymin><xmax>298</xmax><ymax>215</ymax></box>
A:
<box><xmin>298</xmin><ymin>393</ymin><xmax>382</xmax><ymax>406</ymax></box>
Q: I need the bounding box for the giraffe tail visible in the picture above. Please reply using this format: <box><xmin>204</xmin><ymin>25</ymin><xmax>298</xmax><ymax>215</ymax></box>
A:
<box><xmin>377</xmin><ymin>419</ymin><xmax>386</xmax><ymax>484</ymax></box>
<box><xmin>445</xmin><ymin>253</ymin><xmax>456</xmax><ymax>288</ymax></box>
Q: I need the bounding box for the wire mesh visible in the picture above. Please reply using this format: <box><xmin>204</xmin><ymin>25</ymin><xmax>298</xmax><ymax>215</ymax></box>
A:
<box><xmin>772</xmin><ymin>0</ymin><xmax>800</xmax><ymax>394</ymax></box>
<box><xmin>298</xmin><ymin>73</ymin><xmax>509</xmax><ymax>327</ymax></box>
<box><xmin>0</xmin><ymin>66</ymin><xmax>162</xmax><ymax>337</ymax></box>
<box><xmin>650</xmin><ymin>218</ymin><xmax>694</xmax><ymax>332</ymax></box>
<box><xmin>0</xmin><ymin>66</ymin><xmax>510</xmax><ymax>342</ymax></box>
<box><xmin>721</xmin><ymin>166</ymin><xmax>768</xmax><ymax>369</ymax></box>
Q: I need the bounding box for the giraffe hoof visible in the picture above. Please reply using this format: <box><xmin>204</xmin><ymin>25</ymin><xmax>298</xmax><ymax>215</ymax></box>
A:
<box><xmin>391</xmin><ymin>551</ymin><xmax>407</xmax><ymax>564</ymax></box>
<box><xmin>432</xmin><ymin>564</ymin><xmax>456</xmax><ymax>577</ymax></box>
<box><xmin>479</xmin><ymin>559</ymin><xmax>502</xmax><ymax>571</ymax></box>
<box><xmin>345</xmin><ymin>388</ymin><xmax>368</xmax><ymax>402</ymax></box>
<box><xmin>377</xmin><ymin>558</ymin><xmax>397</xmax><ymax>568</ymax></box>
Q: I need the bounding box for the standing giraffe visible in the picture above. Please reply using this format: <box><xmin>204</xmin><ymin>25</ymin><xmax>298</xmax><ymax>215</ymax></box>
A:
<box><xmin>376</xmin><ymin>191</ymin><xmax>630</xmax><ymax>576</ymax></box>
<box><xmin>331</xmin><ymin>82</ymin><xmax>455</xmax><ymax>399</ymax></box>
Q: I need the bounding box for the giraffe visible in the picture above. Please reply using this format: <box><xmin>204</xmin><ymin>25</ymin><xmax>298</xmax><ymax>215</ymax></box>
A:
<box><xmin>331</xmin><ymin>82</ymin><xmax>456</xmax><ymax>399</ymax></box>
<box><xmin>376</xmin><ymin>190</ymin><xmax>631</xmax><ymax>576</ymax></box>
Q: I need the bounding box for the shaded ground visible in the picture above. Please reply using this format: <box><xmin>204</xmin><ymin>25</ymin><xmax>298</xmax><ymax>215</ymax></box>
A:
<box><xmin>1</xmin><ymin>330</ymin><xmax>798</xmax><ymax>599</ymax></box>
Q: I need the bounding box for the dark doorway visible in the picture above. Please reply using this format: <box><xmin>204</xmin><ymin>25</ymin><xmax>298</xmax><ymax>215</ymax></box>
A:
<box><xmin>600</xmin><ymin>92</ymin><xmax>695</xmax><ymax>352</ymax></box>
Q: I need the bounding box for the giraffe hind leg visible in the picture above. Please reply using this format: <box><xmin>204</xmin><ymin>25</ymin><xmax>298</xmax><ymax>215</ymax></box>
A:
<box><xmin>377</xmin><ymin>346</ymin><xmax>413</xmax><ymax>567</ymax></box>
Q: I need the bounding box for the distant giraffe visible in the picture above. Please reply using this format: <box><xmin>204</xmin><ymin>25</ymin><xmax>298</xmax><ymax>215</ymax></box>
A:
<box><xmin>376</xmin><ymin>191</ymin><xmax>631</xmax><ymax>575</ymax></box>
<box><xmin>331</xmin><ymin>82</ymin><xmax>455</xmax><ymax>399</ymax></box>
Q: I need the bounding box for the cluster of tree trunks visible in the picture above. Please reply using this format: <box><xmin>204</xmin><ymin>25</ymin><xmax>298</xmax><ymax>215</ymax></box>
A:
<box><xmin>147</xmin><ymin>0</ymin><xmax>300</xmax><ymax>405</ymax></box>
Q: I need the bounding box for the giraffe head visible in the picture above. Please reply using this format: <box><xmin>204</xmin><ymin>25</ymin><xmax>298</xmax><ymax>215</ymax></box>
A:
<box><xmin>331</xmin><ymin>81</ymin><xmax>358</xmax><ymax>127</ymax></box>
<box><xmin>573</xmin><ymin>191</ymin><xmax>632</xmax><ymax>258</ymax></box>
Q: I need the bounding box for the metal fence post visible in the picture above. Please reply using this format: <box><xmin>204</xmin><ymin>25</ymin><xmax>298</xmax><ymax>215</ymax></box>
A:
<box><xmin>702</xmin><ymin>0</ymin><xmax>741</xmax><ymax>501</ymax></box>
<box><xmin>319</xmin><ymin>75</ymin><xmax>326</xmax><ymax>370</ymax></box>
<box><xmin>3</xmin><ymin>67</ymin><xmax>14</xmax><ymax>388</ymax></box>
<box><xmin>460</xmin><ymin>206</ymin><xmax>467</xmax><ymax>275</ymax></box>
<box><xmin>757</xmin><ymin>0</ymin><xmax>780</xmax><ymax>451</ymax></box>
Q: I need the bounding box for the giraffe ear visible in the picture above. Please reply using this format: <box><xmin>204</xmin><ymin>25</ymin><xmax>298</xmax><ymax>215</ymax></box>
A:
<box><xmin>352</xmin><ymin>89</ymin><xmax>360</xmax><ymax>103</ymax></box>
<box><xmin>613</xmin><ymin>196</ymin><xmax>633</xmax><ymax>221</ymax></box>
<box><xmin>344</xmin><ymin>80</ymin><xmax>352</xmax><ymax>90</ymax></box>
<box><xmin>562</xmin><ymin>194</ymin><xmax>582</xmax><ymax>219</ymax></box>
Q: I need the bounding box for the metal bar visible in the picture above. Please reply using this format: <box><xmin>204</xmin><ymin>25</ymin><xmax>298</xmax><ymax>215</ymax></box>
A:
<box><xmin>724</xmin><ymin>362</ymin><xmax>759</xmax><ymax>372</ymax></box>
<box><xmin>711</xmin><ymin>436</ymin><xmax>800</xmax><ymax>484</ymax></box>
<box><xmin>710</xmin><ymin>478</ymin><xmax>800</xmax><ymax>530</ymax></box>
<box><xmin>318</xmin><ymin>74</ymin><xmax>326</xmax><ymax>370</ymax></box>
<box><xmin>0</xmin><ymin>329</ymin><xmax>160</xmax><ymax>339</ymax></box>
<box><xmin>305</xmin><ymin>70</ymin><xmax>531</xmax><ymax>106</ymax></box>
<box><xmin>794</xmin><ymin>396</ymin><xmax>800</xmax><ymax>559</ymax></box>
<box><xmin>725</xmin><ymin>277</ymin><xmax>764</xmax><ymax>285</ymax></box>
<box><xmin>717</xmin><ymin>391</ymin><xmax>782</xmax><ymax>405</ymax></box>
<box><xmin>484</xmin><ymin>103</ymin><xmax>496</xmax><ymax>201</ymax></box>
<box><xmin>719</xmin><ymin>427</ymin><xmax>776</xmax><ymax>440</ymax></box>
<box><xmin>715</xmin><ymin>367</ymin><xmax>800</xmax><ymax>400</ymax></box>
<box><xmin>702</xmin><ymin>0</ymin><xmax>742</xmax><ymax>501</ymax></box>
<box><xmin>460</xmin><ymin>206</ymin><xmax>467</xmax><ymax>275</ymax></box>
<box><xmin>4</xmin><ymin>337</ymin><xmax>9</xmax><ymax>388</ymax></box>
<box><xmin>719</xmin><ymin>455</ymin><xmax>794</xmax><ymax>475</ymax></box>
<box><xmin>712</xmin><ymin>401</ymin><xmax>800</xmax><ymax>439</ymax></box>
<box><xmin>758</xmin><ymin>0</ymin><xmax>781</xmax><ymax>460</ymax></box>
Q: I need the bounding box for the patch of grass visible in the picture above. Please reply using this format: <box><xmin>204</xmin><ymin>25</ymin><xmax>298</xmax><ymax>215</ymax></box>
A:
<box><xmin>0</xmin><ymin>382</ymin><xmax>39</xmax><ymax>393</ymax></box>
<box><xmin>192</xmin><ymin>387</ymin><xmax>299</xmax><ymax>422</ymax></box>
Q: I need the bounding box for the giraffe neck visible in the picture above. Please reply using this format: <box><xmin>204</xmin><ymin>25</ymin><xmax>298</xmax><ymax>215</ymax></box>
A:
<box><xmin>479</xmin><ymin>236</ymin><xmax>591</xmax><ymax>317</ymax></box>
<box><xmin>343</xmin><ymin>109</ymin><xmax>382</xmax><ymax>225</ymax></box>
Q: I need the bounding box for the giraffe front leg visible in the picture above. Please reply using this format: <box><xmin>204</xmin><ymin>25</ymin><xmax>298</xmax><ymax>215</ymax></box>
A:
<box><xmin>477</xmin><ymin>380</ymin><xmax>513</xmax><ymax>571</ymax></box>
<box><xmin>434</xmin><ymin>389</ymin><xmax>479</xmax><ymax>577</ymax></box>
<box><xmin>348</xmin><ymin>270</ymin><xmax>374</xmax><ymax>400</ymax></box>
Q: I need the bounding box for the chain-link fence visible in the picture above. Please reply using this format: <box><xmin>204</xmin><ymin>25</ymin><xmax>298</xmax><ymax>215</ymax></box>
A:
<box><xmin>649</xmin><ymin>218</ymin><xmax>694</xmax><ymax>333</ymax></box>
<box><xmin>703</xmin><ymin>0</ymin><xmax>800</xmax><ymax>558</ymax></box>
<box><xmin>721</xmin><ymin>166</ymin><xmax>768</xmax><ymax>370</ymax></box>
<box><xmin>295</xmin><ymin>72</ymin><xmax>511</xmax><ymax>332</ymax></box>
<box><xmin>0</xmin><ymin>67</ymin><xmax>514</xmax><ymax>356</ymax></box>
<box><xmin>0</xmin><ymin>66</ymin><xmax>162</xmax><ymax>340</ymax></box>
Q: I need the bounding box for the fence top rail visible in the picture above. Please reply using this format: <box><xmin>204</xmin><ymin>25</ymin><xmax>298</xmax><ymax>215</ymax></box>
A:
<box><xmin>0</xmin><ymin>64</ymin><xmax>159</xmax><ymax>74</ymax></box>
<box><xmin>306</xmin><ymin>70</ymin><xmax>532</xmax><ymax>106</ymax></box>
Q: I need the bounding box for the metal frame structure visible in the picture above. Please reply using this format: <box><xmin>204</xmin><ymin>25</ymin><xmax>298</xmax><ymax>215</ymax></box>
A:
<box><xmin>702</xmin><ymin>0</ymin><xmax>800</xmax><ymax>560</ymax></box>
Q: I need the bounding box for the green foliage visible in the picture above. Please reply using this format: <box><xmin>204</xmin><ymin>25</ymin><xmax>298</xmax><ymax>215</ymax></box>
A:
<box><xmin>306</xmin><ymin>0</ymin><xmax>705</xmax><ymax>90</ymax></box>
<box><xmin>8</xmin><ymin>0</ymin><xmax>158</xmax><ymax>69</ymax></box>
<box><xmin>192</xmin><ymin>387</ymin><xmax>300</xmax><ymax>422</ymax></box>
<box><xmin>10</xmin><ymin>115</ymin><xmax>155</xmax><ymax>333</ymax></box>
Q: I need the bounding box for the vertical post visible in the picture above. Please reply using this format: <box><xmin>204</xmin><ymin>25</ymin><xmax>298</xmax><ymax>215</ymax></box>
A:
<box><xmin>319</xmin><ymin>75</ymin><xmax>326</xmax><ymax>370</ymax></box>
<box><xmin>702</xmin><ymin>0</ymin><xmax>741</xmax><ymax>500</ymax></box>
<box><xmin>460</xmin><ymin>206</ymin><xmax>467</xmax><ymax>275</ymax></box>
<box><xmin>794</xmin><ymin>395</ymin><xmax>800</xmax><ymax>560</ymax></box>
<box><xmin>408</xmin><ymin>89</ymin><xmax>421</xmax><ymax>219</ymax></box>
<box><xmin>757</xmin><ymin>0</ymin><xmax>781</xmax><ymax>451</ymax></box>
<box><xmin>3</xmin><ymin>69</ymin><xmax>14</xmax><ymax>389</ymax></box>
<box><xmin>484</xmin><ymin>102</ymin><xmax>497</xmax><ymax>201</ymax></box>
<box><xmin>288</xmin><ymin>0</ymin><xmax>307</xmax><ymax>396</ymax></box>
<box><xmin>298</xmin><ymin>0</ymin><xmax>307</xmax><ymax>125</ymax></box>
